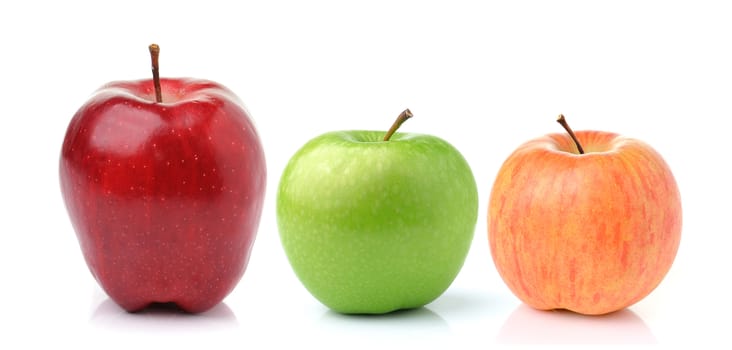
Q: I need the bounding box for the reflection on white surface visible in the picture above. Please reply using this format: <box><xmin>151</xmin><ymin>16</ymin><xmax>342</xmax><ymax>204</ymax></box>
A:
<box><xmin>497</xmin><ymin>304</ymin><xmax>656</xmax><ymax>344</ymax></box>
<box><xmin>312</xmin><ymin>306</ymin><xmax>451</xmax><ymax>347</ymax></box>
<box><xmin>318</xmin><ymin>306</ymin><xmax>449</xmax><ymax>332</ymax></box>
<box><xmin>90</xmin><ymin>298</ymin><xmax>239</xmax><ymax>333</ymax></box>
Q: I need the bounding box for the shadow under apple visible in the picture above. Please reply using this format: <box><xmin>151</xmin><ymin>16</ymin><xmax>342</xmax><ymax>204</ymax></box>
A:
<box><xmin>497</xmin><ymin>304</ymin><xmax>656</xmax><ymax>344</ymax></box>
<box><xmin>319</xmin><ymin>306</ymin><xmax>450</xmax><ymax>334</ymax></box>
<box><xmin>91</xmin><ymin>298</ymin><xmax>239</xmax><ymax>333</ymax></box>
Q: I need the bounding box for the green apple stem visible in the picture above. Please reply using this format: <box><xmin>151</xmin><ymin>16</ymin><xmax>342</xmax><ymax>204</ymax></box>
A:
<box><xmin>383</xmin><ymin>109</ymin><xmax>413</xmax><ymax>141</ymax></box>
<box><xmin>148</xmin><ymin>44</ymin><xmax>163</xmax><ymax>103</ymax></box>
<box><xmin>556</xmin><ymin>114</ymin><xmax>585</xmax><ymax>154</ymax></box>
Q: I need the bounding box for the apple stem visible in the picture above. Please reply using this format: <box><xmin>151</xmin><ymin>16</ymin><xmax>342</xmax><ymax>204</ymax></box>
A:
<box><xmin>149</xmin><ymin>44</ymin><xmax>163</xmax><ymax>103</ymax></box>
<box><xmin>383</xmin><ymin>109</ymin><xmax>413</xmax><ymax>141</ymax></box>
<box><xmin>556</xmin><ymin>114</ymin><xmax>585</xmax><ymax>154</ymax></box>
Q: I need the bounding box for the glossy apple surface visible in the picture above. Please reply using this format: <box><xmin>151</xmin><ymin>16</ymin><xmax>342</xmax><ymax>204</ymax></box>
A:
<box><xmin>277</xmin><ymin>130</ymin><xmax>478</xmax><ymax>314</ymax></box>
<box><xmin>488</xmin><ymin>130</ymin><xmax>681</xmax><ymax>315</ymax></box>
<box><xmin>60</xmin><ymin>78</ymin><xmax>266</xmax><ymax>313</ymax></box>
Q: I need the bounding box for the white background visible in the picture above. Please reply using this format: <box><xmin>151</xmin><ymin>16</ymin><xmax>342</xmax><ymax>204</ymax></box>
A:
<box><xmin>1</xmin><ymin>0</ymin><xmax>730</xmax><ymax>348</ymax></box>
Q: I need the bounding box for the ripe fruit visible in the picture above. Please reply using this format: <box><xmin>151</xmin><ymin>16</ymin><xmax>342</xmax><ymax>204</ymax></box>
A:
<box><xmin>488</xmin><ymin>115</ymin><xmax>682</xmax><ymax>315</ymax></box>
<box><xmin>60</xmin><ymin>44</ymin><xmax>266</xmax><ymax>313</ymax></box>
<box><xmin>277</xmin><ymin>110</ymin><xmax>478</xmax><ymax>314</ymax></box>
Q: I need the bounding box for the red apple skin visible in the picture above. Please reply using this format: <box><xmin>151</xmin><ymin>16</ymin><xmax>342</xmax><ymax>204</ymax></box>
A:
<box><xmin>60</xmin><ymin>78</ymin><xmax>266</xmax><ymax>313</ymax></box>
<box><xmin>488</xmin><ymin>131</ymin><xmax>681</xmax><ymax>315</ymax></box>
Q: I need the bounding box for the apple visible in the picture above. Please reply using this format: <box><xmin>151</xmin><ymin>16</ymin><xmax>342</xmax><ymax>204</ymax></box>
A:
<box><xmin>59</xmin><ymin>44</ymin><xmax>266</xmax><ymax>313</ymax></box>
<box><xmin>277</xmin><ymin>110</ymin><xmax>478</xmax><ymax>314</ymax></box>
<box><xmin>488</xmin><ymin>115</ymin><xmax>682</xmax><ymax>315</ymax></box>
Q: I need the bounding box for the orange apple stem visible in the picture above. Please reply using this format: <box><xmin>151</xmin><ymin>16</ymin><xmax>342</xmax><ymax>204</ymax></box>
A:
<box><xmin>556</xmin><ymin>114</ymin><xmax>585</xmax><ymax>154</ymax></box>
<box><xmin>148</xmin><ymin>44</ymin><xmax>163</xmax><ymax>103</ymax></box>
<box><xmin>383</xmin><ymin>109</ymin><xmax>413</xmax><ymax>141</ymax></box>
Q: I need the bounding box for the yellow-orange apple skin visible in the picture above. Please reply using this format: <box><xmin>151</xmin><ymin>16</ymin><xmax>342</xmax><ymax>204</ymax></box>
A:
<box><xmin>488</xmin><ymin>130</ymin><xmax>682</xmax><ymax>315</ymax></box>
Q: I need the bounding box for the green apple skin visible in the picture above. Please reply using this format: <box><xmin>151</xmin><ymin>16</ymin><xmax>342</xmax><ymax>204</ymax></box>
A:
<box><xmin>277</xmin><ymin>130</ymin><xmax>478</xmax><ymax>314</ymax></box>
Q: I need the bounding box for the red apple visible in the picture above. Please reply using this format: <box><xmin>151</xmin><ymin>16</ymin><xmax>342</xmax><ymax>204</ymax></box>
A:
<box><xmin>59</xmin><ymin>45</ymin><xmax>266</xmax><ymax>313</ymax></box>
<box><xmin>488</xmin><ymin>115</ymin><xmax>681</xmax><ymax>315</ymax></box>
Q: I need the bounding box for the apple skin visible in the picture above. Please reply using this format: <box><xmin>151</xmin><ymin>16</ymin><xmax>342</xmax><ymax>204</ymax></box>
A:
<box><xmin>488</xmin><ymin>130</ymin><xmax>682</xmax><ymax>315</ymax></box>
<box><xmin>277</xmin><ymin>131</ymin><xmax>478</xmax><ymax>314</ymax></box>
<box><xmin>60</xmin><ymin>78</ymin><xmax>266</xmax><ymax>313</ymax></box>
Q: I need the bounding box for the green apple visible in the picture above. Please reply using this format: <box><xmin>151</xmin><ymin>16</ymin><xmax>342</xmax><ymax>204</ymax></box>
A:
<box><xmin>277</xmin><ymin>110</ymin><xmax>478</xmax><ymax>314</ymax></box>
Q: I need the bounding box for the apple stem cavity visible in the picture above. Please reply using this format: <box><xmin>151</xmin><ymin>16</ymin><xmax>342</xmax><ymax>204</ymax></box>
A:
<box><xmin>383</xmin><ymin>109</ymin><xmax>413</xmax><ymax>141</ymax></box>
<box><xmin>149</xmin><ymin>44</ymin><xmax>163</xmax><ymax>103</ymax></box>
<box><xmin>556</xmin><ymin>114</ymin><xmax>585</xmax><ymax>154</ymax></box>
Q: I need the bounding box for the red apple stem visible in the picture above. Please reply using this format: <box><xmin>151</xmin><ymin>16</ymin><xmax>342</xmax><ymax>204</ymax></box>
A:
<box><xmin>383</xmin><ymin>109</ymin><xmax>413</xmax><ymax>141</ymax></box>
<box><xmin>149</xmin><ymin>44</ymin><xmax>163</xmax><ymax>103</ymax></box>
<box><xmin>556</xmin><ymin>114</ymin><xmax>585</xmax><ymax>154</ymax></box>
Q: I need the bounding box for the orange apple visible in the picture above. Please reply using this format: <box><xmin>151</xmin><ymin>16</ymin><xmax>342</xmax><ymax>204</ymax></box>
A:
<box><xmin>487</xmin><ymin>115</ymin><xmax>682</xmax><ymax>315</ymax></box>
